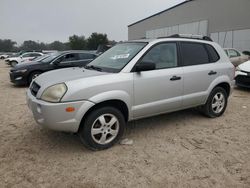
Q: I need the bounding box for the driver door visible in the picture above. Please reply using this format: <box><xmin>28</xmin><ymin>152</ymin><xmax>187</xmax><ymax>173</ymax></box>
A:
<box><xmin>132</xmin><ymin>42</ymin><xmax>183</xmax><ymax>119</ymax></box>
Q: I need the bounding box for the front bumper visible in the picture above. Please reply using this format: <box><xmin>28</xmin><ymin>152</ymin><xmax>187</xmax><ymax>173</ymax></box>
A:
<box><xmin>26</xmin><ymin>89</ymin><xmax>95</xmax><ymax>133</ymax></box>
<box><xmin>235</xmin><ymin>71</ymin><xmax>250</xmax><ymax>88</ymax></box>
<box><xmin>9</xmin><ymin>71</ymin><xmax>28</xmax><ymax>85</ymax></box>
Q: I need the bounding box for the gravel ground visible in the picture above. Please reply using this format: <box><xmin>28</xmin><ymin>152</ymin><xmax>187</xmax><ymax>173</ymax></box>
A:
<box><xmin>0</xmin><ymin>60</ymin><xmax>250</xmax><ymax>188</ymax></box>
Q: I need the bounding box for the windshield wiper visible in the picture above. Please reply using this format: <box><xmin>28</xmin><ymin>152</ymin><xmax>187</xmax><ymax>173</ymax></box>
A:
<box><xmin>84</xmin><ymin>65</ymin><xmax>102</xmax><ymax>72</ymax></box>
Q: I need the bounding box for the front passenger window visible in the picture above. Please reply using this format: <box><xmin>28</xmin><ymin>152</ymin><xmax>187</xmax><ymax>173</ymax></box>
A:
<box><xmin>61</xmin><ymin>54</ymin><xmax>78</xmax><ymax>63</ymax></box>
<box><xmin>140</xmin><ymin>43</ymin><xmax>178</xmax><ymax>69</ymax></box>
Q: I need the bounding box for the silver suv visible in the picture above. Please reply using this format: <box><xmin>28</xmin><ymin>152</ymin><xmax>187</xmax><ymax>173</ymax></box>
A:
<box><xmin>27</xmin><ymin>35</ymin><xmax>235</xmax><ymax>150</ymax></box>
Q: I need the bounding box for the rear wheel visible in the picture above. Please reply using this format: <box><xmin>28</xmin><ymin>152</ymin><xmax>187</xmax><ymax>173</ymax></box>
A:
<box><xmin>28</xmin><ymin>71</ymin><xmax>42</xmax><ymax>85</ymax></box>
<box><xmin>201</xmin><ymin>87</ymin><xmax>228</xmax><ymax>118</ymax></box>
<box><xmin>78</xmin><ymin>107</ymin><xmax>125</xmax><ymax>150</ymax></box>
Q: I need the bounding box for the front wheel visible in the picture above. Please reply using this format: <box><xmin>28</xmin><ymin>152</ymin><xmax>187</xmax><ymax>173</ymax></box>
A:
<box><xmin>11</xmin><ymin>61</ymin><xmax>18</xmax><ymax>67</ymax></box>
<box><xmin>28</xmin><ymin>71</ymin><xmax>42</xmax><ymax>85</ymax></box>
<box><xmin>201</xmin><ymin>87</ymin><xmax>228</xmax><ymax>118</ymax></box>
<box><xmin>78</xmin><ymin>107</ymin><xmax>125</xmax><ymax>150</ymax></box>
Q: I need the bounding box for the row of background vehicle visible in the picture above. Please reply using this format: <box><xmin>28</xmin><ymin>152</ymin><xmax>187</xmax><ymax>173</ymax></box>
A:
<box><xmin>2</xmin><ymin>47</ymin><xmax>249</xmax><ymax>66</ymax></box>
<box><xmin>9</xmin><ymin>50</ymin><xmax>98</xmax><ymax>85</ymax></box>
<box><xmin>224</xmin><ymin>48</ymin><xmax>249</xmax><ymax>67</ymax></box>
<box><xmin>2</xmin><ymin>42</ymin><xmax>250</xmax><ymax>89</ymax></box>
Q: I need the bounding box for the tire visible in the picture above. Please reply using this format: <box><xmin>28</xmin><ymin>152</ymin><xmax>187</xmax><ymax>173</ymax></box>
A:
<box><xmin>201</xmin><ymin>87</ymin><xmax>228</xmax><ymax>118</ymax></box>
<box><xmin>28</xmin><ymin>71</ymin><xmax>42</xmax><ymax>85</ymax></box>
<box><xmin>10</xmin><ymin>61</ymin><xmax>18</xmax><ymax>67</ymax></box>
<box><xmin>78</xmin><ymin>107</ymin><xmax>125</xmax><ymax>150</ymax></box>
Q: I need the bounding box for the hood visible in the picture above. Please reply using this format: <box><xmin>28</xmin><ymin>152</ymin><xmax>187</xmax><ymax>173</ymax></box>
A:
<box><xmin>8</xmin><ymin>57</ymin><xmax>19</xmax><ymax>61</ymax></box>
<box><xmin>34</xmin><ymin>67</ymin><xmax>109</xmax><ymax>89</ymax></box>
<box><xmin>12</xmin><ymin>61</ymin><xmax>44</xmax><ymax>70</ymax></box>
<box><xmin>239</xmin><ymin>60</ymin><xmax>250</xmax><ymax>72</ymax></box>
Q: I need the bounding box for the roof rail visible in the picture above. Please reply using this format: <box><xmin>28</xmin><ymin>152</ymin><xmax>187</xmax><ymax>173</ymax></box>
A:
<box><xmin>158</xmin><ymin>34</ymin><xmax>213</xmax><ymax>42</ymax></box>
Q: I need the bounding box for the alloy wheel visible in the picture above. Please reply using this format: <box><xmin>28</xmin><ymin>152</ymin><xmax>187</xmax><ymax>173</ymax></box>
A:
<box><xmin>211</xmin><ymin>92</ymin><xmax>225</xmax><ymax>114</ymax></box>
<box><xmin>91</xmin><ymin>114</ymin><xmax>119</xmax><ymax>145</ymax></box>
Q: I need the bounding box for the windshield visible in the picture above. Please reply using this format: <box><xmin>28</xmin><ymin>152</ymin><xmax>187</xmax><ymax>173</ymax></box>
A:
<box><xmin>40</xmin><ymin>52</ymin><xmax>61</xmax><ymax>63</ymax></box>
<box><xmin>33</xmin><ymin>55</ymin><xmax>48</xmax><ymax>62</ymax></box>
<box><xmin>87</xmin><ymin>42</ymin><xmax>147</xmax><ymax>72</ymax></box>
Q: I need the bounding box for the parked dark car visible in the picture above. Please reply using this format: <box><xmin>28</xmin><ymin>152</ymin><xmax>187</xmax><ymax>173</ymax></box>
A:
<box><xmin>9</xmin><ymin>51</ymin><xmax>97</xmax><ymax>86</ymax></box>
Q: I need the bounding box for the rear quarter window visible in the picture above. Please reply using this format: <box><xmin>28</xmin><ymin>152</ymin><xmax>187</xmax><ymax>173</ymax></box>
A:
<box><xmin>79</xmin><ymin>53</ymin><xmax>95</xmax><ymax>59</ymax></box>
<box><xmin>180</xmin><ymin>42</ymin><xmax>210</xmax><ymax>66</ymax></box>
<box><xmin>205</xmin><ymin>44</ymin><xmax>220</xmax><ymax>62</ymax></box>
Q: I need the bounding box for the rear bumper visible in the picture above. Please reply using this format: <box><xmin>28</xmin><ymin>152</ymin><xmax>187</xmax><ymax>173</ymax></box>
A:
<box><xmin>26</xmin><ymin>89</ymin><xmax>95</xmax><ymax>133</ymax></box>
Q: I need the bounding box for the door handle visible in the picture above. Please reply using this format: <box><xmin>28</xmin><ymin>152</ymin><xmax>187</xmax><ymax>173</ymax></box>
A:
<box><xmin>170</xmin><ymin>76</ymin><xmax>181</xmax><ymax>81</ymax></box>
<box><xmin>208</xmin><ymin>71</ymin><xmax>217</xmax><ymax>75</ymax></box>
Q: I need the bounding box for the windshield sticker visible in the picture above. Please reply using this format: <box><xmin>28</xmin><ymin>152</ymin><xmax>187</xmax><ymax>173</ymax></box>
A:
<box><xmin>111</xmin><ymin>54</ymin><xmax>130</xmax><ymax>60</ymax></box>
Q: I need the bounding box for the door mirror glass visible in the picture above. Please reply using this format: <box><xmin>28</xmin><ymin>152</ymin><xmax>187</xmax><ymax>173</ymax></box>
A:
<box><xmin>135</xmin><ymin>62</ymin><xmax>155</xmax><ymax>72</ymax></box>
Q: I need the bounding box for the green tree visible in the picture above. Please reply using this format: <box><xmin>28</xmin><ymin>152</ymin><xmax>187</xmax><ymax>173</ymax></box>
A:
<box><xmin>0</xmin><ymin>39</ymin><xmax>17</xmax><ymax>52</ymax></box>
<box><xmin>87</xmin><ymin>33</ymin><xmax>109</xmax><ymax>50</ymax></box>
<box><xmin>68</xmin><ymin>35</ymin><xmax>87</xmax><ymax>50</ymax></box>
<box><xmin>20</xmin><ymin>40</ymin><xmax>42</xmax><ymax>51</ymax></box>
<box><xmin>49</xmin><ymin>41</ymin><xmax>69</xmax><ymax>51</ymax></box>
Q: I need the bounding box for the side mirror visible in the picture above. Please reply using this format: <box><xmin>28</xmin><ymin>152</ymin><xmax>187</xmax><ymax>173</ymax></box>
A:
<box><xmin>135</xmin><ymin>62</ymin><xmax>155</xmax><ymax>72</ymax></box>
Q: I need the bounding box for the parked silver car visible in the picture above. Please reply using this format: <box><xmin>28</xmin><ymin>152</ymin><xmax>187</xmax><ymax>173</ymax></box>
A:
<box><xmin>224</xmin><ymin>48</ymin><xmax>248</xmax><ymax>67</ymax></box>
<box><xmin>27</xmin><ymin>35</ymin><xmax>235</xmax><ymax>150</ymax></box>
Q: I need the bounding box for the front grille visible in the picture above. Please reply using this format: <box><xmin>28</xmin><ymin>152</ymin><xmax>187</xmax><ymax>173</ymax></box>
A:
<box><xmin>30</xmin><ymin>82</ymin><xmax>40</xmax><ymax>97</ymax></box>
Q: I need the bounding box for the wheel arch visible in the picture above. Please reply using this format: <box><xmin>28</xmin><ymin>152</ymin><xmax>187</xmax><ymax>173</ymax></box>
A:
<box><xmin>10</xmin><ymin>60</ymin><xmax>18</xmax><ymax>66</ymax></box>
<box><xmin>28</xmin><ymin>70</ymin><xmax>43</xmax><ymax>83</ymax></box>
<box><xmin>214</xmin><ymin>82</ymin><xmax>231</xmax><ymax>97</ymax></box>
<box><xmin>204</xmin><ymin>75</ymin><xmax>232</xmax><ymax>104</ymax></box>
<box><xmin>78</xmin><ymin>99</ymin><xmax>129</xmax><ymax>133</ymax></box>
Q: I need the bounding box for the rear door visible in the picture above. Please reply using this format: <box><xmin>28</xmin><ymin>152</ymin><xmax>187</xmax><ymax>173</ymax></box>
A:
<box><xmin>180</xmin><ymin>42</ymin><xmax>220</xmax><ymax>108</ymax></box>
<box><xmin>133</xmin><ymin>42</ymin><xmax>184</xmax><ymax>119</ymax></box>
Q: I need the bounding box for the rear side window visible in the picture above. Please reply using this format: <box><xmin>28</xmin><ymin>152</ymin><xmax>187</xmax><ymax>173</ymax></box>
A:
<box><xmin>32</xmin><ymin>53</ymin><xmax>42</xmax><ymax>57</ymax></box>
<box><xmin>228</xmin><ymin>49</ymin><xmax>240</xmax><ymax>58</ymax></box>
<box><xmin>79</xmin><ymin>53</ymin><xmax>95</xmax><ymax>59</ymax></box>
<box><xmin>22</xmin><ymin>53</ymin><xmax>31</xmax><ymax>58</ymax></box>
<box><xmin>180</xmin><ymin>42</ymin><xmax>209</xmax><ymax>66</ymax></box>
<box><xmin>205</xmin><ymin>44</ymin><xmax>220</xmax><ymax>62</ymax></box>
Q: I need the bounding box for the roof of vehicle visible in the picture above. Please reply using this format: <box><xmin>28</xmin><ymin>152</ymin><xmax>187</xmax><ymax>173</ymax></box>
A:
<box><xmin>224</xmin><ymin>48</ymin><xmax>240</xmax><ymax>51</ymax></box>
<box><xmin>127</xmin><ymin>38</ymin><xmax>214</xmax><ymax>45</ymax></box>
<box><xmin>59</xmin><ymin>50</ymin><xmax>97</xmax><ymax>55</ymax></box>
<box><xmin>22</xmin><ymin>52</ymin><xmax>43</xmax><ymax>55</ymax></box>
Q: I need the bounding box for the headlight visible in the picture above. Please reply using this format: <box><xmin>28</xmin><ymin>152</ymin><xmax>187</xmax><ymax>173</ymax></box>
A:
<box><xmin>15</xmin><ymin>69</ymin><xmax>27</xmax><ymax>73</ymax></box>
<box><xmin>41</xmin><ymin>83</ymin><xmax>67</xmax><ymax>102</ymax></box>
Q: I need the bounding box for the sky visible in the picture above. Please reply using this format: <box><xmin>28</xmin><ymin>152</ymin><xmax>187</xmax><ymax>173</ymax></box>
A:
<box><xmin>0</xmin><ymin>0</ymin><xmax>184</xmax><ymax>44</ymax></box>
